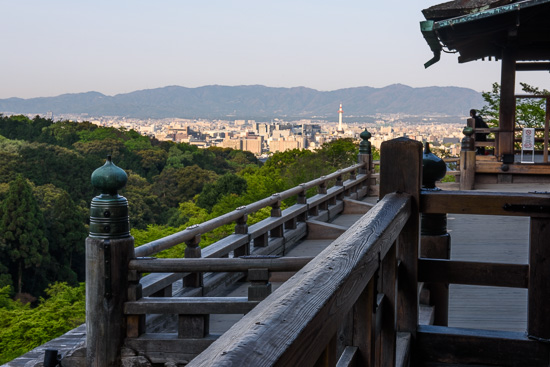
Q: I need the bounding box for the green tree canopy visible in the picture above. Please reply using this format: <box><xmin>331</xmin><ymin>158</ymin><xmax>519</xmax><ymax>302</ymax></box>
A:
<box><xmin>0</xmin><ymin>175</ymin><xmax>49</xmax><ymax>294</ymax></box>
<box><xmin>196</xmin><ymin>173</ymin><xmax>248</xmax><ymax>211</ymax></box>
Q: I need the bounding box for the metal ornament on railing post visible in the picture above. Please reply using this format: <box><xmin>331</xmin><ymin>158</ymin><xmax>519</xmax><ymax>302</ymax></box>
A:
<box><xmin>89</xmin><ymin>155</ymin><xmax>130</xmax><ymax>239</ymax></box>
<box><xmin>86</xmin><ymin>155</ymin><xmax>135</xmax><ymax>367</ymax></box>
<box><xmin>420</xmin><ymin>143</ymin><xmax>450</xmax><ymax>326</ymax></box>
<box><xmin>358</xmin><ymin>128</ymin><xmax>372</xmax><ymax>175</ymax></box>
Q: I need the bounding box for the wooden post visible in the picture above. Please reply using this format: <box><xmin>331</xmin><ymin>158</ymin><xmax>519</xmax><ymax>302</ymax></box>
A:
<box><xmin>528</xmin><ymin>217</ymin><xmax>550</xmax><ymax>340</ymax></box>
<box><xmin>184</xmin><ymin>233</ymin><xmax>202</xmax><ymax>288</ymax></box>
<box><xmin>86</xmin><ymin>156</ymin><xmax>134</xmax><ymax>366</ymax></box>
<box><xmin>498</xmin><ymin>48</ymin><xmax>516</xmax><ymax>158</ymax></box>
<box><xmin>234</xmin><ymin>213</ymin><xmax>249</xmax><ymax>257</ymax></box>
<box><xmin>379</xmin><ymin>138</ymin><xmax>421</xmax><ymax>337</ymax></box>
<box><xmin>270</xmin><ymin>194</ymin><xmax>284</xmax><ymax>238</ymax></box>
<box><xmin>86</xmin><ymin>237</ymin><xmax>134</xmax><ymax>366</ymax></box>
<box><xmin>420</xmin><ymin>234</ymin><xmax>450</xmax><ymax>326</ymax></box>
<box><xmin>380</xmin><ymin>243</ymin><xmax>397</xmax><ymax>366</ymax></box>
<box><xmin>460</xmin><ymin>123</ymin><xmax>476</xmax><ymax>190</ymax></box>
<box><xmin>248</xmin><ymin>268</ymin><xmax>272</xmax><ymax>301</ymax></box>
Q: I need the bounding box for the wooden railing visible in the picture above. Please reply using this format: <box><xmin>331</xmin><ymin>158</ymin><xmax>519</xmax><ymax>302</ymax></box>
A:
<box><xmin>185</xmin><ymin>138</ymin><xmax>422</xmax><ymax>367</ymax></box>
<box><xmin>134</xmin><ymin>162</ymin><xmax>371</xmax><ymax>299</ymax></box>
<box><xmin>85</xmin><ymin>137</ymin><xmax>550</xmax><ymax>366</ymax></box>
<box><xmin>417</xmin><ymin>189</ymin><xmax>550</xmax><ymax>366</ymax></box>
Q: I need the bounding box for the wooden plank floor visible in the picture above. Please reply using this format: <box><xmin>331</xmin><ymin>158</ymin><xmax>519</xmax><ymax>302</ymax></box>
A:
<box><xmin>446</xmin><ymin>184</ymin><xmax>536</xmax><ymax>333</ymax></box>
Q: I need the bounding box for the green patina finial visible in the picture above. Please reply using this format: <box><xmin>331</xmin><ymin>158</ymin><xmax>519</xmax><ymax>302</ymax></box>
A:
<box><xmin>89</xmin><ymin>156</ymin><xmax>130</xmax><ymax>239</ymax></box>
<box><xmin>462</xmin><ymin>126</ymin><xmax>474</xmax><ymax>137</ymax></box>
<box><xmin>422</xmin><ymin>142</ymin><xmax>446</xmax><ymax>189</ymax></box>
<box><xmin>91</xmin><ymin>155</ymin><xmax>128</xmax><ymax>196</ymax></box>
<box><xmin>359</xmin><ymin>128</ymin><xmax>372</xmax><ymax>154</ymax></box>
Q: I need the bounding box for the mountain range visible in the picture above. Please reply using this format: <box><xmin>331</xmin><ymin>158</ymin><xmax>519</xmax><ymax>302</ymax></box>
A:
<box><xmin>0</xmin><ymin>84</ymin><xmax>485</xmax><ymax>119</ymax></box>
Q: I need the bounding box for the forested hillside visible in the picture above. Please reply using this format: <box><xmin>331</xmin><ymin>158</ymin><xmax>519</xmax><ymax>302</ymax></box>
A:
<box><xmin>0</xmin><ymin>114</ymin><xmax>358</xmax><ymax>363</ymax></box>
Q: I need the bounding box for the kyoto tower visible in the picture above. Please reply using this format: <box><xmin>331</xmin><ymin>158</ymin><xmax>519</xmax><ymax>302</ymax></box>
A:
<box><xmin>337</xmin><ymin>103</ymin><xmax>344</xmax><ymax>133</ymax></box>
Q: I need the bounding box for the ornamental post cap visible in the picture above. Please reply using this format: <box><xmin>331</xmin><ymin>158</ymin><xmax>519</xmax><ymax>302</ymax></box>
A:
<box><xmin>359</xmin><ymin>128</ymin><xmax>372</xmax><ymax>154</ymax></box>
<box><xmin>462</xmin><ymin>126</ymin><xmax>474</xmax><ymax>137</ymax></box>
<box><xmin>89</xmin><ymin>156</ymin><xmax>130</xmax><ymax>239</ymax></box>
<box><xmin>422</xmin><ymin>142</ymin><xmax>446</xmax><ymax>189</ymax></box>
<box><xmin>360</xmin><ymin>128</ymin><xmax>372</xmax><ymax>140</ymax></box>
<box><xmin>91</xmin><ymin>155</ymin><xmax>128</xmax><ymax>196</ymax></box>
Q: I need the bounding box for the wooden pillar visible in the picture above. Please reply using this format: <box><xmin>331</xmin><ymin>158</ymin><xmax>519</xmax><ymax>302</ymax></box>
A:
<box><xmin>379</xmin><ymin>138</ymin><xmax>422</xmax><ymax>338</ymax></box>
<box><xmin>498</xmin><ymin>48</ymin><xmax>516</xmax><ymax>158</ymax></box>
<box><xmin>86</xmin><ymin>237</ymin><xmax>134</xmax><ymax>367</ymax></box>
<box><xmin>380</xmin><ymin>243</ymin><xmax>397</xmax><ymax>366</ymax></box>
<box><xmin>420</xmin><ymin>234</ymin><xmax>450</xmax><ymax>326</ymax></box>
<box><xmin>460</xmin><ymin>124</ymin><xmax>476</xmax><ymax>190</ymax></box>
<box><xmin>184</xmin><ymin>233</ymin><xmax>202</xmax><ymax>288</ymax></box>
<box><xmin>528</xmin><ymin>217</ymin><xmax>550</xmax><ymax>340</ymax></box>
<box><xmin>234</xmin><ymin>213</ymin><xmax>249</xmax><ymax>257</ymax></box>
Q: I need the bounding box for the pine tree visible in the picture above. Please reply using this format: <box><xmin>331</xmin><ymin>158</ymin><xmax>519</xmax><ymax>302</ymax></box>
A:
<box><xmin>0</xmin><ymin>175</ymin><xmax>48</xmax><ymax>294</ymax></box>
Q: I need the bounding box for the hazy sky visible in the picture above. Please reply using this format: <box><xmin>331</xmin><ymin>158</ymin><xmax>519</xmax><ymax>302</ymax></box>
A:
<box><xmin>1</xmin><ymin>0</ymin><xmax>548</xmax><ymax>99</ymax></box>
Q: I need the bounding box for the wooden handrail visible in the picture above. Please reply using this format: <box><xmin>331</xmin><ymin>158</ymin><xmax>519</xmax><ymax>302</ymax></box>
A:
<box><xmin>135</xmin><ymin>163</ymin><xmax>367</xmax><ymax>257</ymax></box>
<box><xmin>129</xmin><ymin>256</ymin><xmax>313</xmax><ymax>273</ymax></box>
<box><xmin>420</xmin><ymin>191</ymin><xmax>550</xmax><ymax>217</ymax></box>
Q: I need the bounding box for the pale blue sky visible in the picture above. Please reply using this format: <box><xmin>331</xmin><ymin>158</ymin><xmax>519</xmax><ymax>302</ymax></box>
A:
<box><xmin>1</xmin><ymin>0</ymin><xmax>548</xmax><ymax>99</ymax></box>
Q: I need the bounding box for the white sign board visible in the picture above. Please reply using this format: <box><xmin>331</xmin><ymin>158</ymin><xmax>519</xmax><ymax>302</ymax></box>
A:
<box><xmin>521</xmin><ymin>128</ymin><xmax>535</xmax><ymax>163</ymax></box>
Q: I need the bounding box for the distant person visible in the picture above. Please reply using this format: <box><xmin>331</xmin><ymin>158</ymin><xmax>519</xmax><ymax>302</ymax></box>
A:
<box><xmin>470</xmin><ymin>109</ymin><xmax>489</xmax><ymax>155</ymax></box>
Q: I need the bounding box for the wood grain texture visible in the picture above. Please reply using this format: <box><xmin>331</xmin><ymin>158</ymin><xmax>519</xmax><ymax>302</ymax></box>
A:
<box><xmin>418</xmin><ymin>258</ymin><xmax>529</xmax><ymax>288</ymax></box>
<box><xmin>86</xmin><ymin>237</ymin><xmax>135</xmax><ymax>367</ymax></box>
<box><xmin>125</xmin><ymin>297</ymin><xmax>258</xmax><ymax>314</ymax></box>
<box><xmin>380</xmin><ymin>138</ymin><xmax>422</xmax><ymax>336</ymax></box>
<box><xmin>129</xmin><ymin>257</ymin><xmax>312</xmax><ymax>273</ymax></box>
<box><xmin>421</xmin><ymin>191</ymin><xmax>550</xmax><ymax>217</ymax></box>
<box><xmin>186</xmin><ymin>193</ymin><xmax>411</xmax><ymax>367</ymax></box>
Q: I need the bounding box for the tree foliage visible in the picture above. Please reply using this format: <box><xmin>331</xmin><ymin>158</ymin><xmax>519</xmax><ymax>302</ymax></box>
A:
<box><xmin>480</xmin><ymin>82</ymin><xmax>549</xmax><ymax>128</ymax></box>
<box><xmin>0</xmin><ymin>282</ymin><xmax>85</xmax><ymax>364</ymax></box>
<box><xmin>0</xmin><ymin>175</ymin><xmax>49</xmax><ymax>294</ymax></box>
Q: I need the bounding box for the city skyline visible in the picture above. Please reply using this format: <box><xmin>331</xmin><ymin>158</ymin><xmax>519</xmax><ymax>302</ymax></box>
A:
<box><xmin>1</xmin><ymin>0</ymin><xmax>548</xmax><ymax>100</ymax></box>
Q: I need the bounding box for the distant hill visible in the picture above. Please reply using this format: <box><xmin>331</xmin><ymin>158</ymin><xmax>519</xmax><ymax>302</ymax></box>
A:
<box><xmin>0</xmin><ymin>84</ymin><xmax>484</xmax><ymax>119</ymax></box>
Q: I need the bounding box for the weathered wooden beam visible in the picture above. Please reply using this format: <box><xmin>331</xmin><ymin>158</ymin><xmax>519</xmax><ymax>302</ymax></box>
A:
<box><xmin>475</xmin><ymin>161</ymin><xmax>550</xmax><ymax>175</ymax></box>
<box><xmin>124</xmin><ymin>333</ymin><xmax>218</xmax><ymax>364</ymax></box>
<box><xmin>417</xmin><ymin>325</ymin><xmax>549</xmax><ymax>366</ymax></box>
<box><xmin>125</xmin><ymin>297</ymin><xmax>258</xmax><ymax>314</ymax></box>
<box><xmin>129</xmin><ymin>257</ymin><xmax>312</xmax><ymax>273</ymax></box>
<box><xmin>380</xmin><ymin>243</ymin><xmax>397</xmax><ymax>366</ymax></box>
<box><xmin>86</xmin><ymin>237</ymin><xmax>134</xmax><ymax>366</ymax></box>
<box><xmin>380</xmin><ymin>138</ymin><xmax>422</xmax><ymax>337</ymax></box>
<box><xmin>421</xmin><ymin>191</ymin><xmax>550</xmax><ymax>217</ymax></box>
<box><xmin>418</xmin><ymin>258</ymin><xmax>529</xmax><ymax>288</ymax></box>
<box><xmin>186</xmin><ymin>193</ymin><xmax>412</xmax><ymax>367</ymax></box>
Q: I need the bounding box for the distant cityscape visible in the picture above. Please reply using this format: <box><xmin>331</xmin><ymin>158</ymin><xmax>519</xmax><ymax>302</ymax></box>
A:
<box><xmin>30</xmin><ymin>107</ymin><xmax>466</xmax><ymax>158</ymax></box>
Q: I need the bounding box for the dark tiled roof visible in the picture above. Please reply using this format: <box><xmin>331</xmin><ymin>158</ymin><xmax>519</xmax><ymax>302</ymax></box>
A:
<box><xmin>422</xmin><ymin>0</ymin><xmax>514</xmax><ymax>21</ymax></box>
<box><xmin>420</xmin><ymin>0</ymin><xmax>550</xmax><ymax>66</ymax></box>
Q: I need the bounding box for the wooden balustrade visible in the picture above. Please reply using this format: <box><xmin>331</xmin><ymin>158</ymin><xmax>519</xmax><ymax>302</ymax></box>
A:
<box><xmin>83</xmin><ymin>136</ymin><xmax>550</xmax><ymax>366</ymax></box>
<box><xmin>133</xmin><ymin>163</ymin><xmax>369</xmax><ymax>301</ymax></box>
<box><xmin>183</xmin><ymin>137</ymin><xmax>421</xmax><ymax>367</ymax></box>
<box><xmin>416</xmin><ymin>189</ymin><xmax>550</xmax><ymax>366</ymax></box>
<box><xmin>117</xmin><ymin>159</ymin><xmax>373</xmax><ymax>364</ymax></box>
<box><xmin>187</xmin><ymin>192</ymin><xmax>414</xmax><ymax>367</ymax></box>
